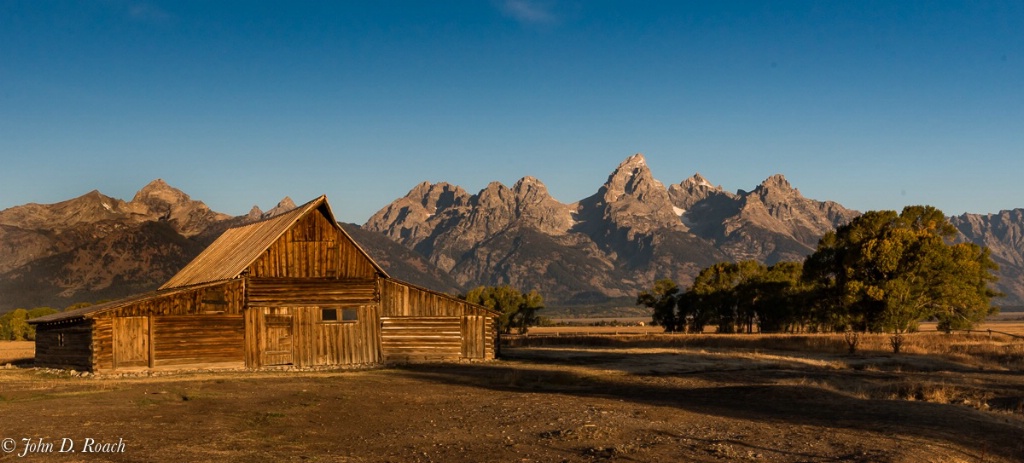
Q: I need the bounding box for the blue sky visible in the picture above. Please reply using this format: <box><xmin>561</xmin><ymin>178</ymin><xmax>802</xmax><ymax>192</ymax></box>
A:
<box><xmin>2</xmin><ymin>1</ymin><xmax>1022</xmax><ymax>223</ymax></box>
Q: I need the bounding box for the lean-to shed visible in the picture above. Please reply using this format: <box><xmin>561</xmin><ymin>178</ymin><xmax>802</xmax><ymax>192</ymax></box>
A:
<box><xmin>30</xmin><ymin>196</ymin><xmax>497</xmax><ymax>372</ymax></box>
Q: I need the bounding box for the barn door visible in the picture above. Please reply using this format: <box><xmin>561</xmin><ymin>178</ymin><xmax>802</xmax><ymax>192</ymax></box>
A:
<box><xmin>262</xmin><ymin>308</ymin><xmax>294</xmax><ymax>366</ymax></box>
<box><xmin>113</xmin><ymin>316</ymin><xmax>150</xmax><ymax>369</ymax></box>
<box><xmin>461</xmin><ymin>315</ymin><xmax>486</xmax><ymax>359</ymax></box>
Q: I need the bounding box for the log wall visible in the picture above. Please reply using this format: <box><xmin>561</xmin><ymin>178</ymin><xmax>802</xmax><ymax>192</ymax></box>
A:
<box><xmin>33</xmin><ymin>321</ymin><xmax>93</xmax><ymax>371</ymax></box>
<box><xmin>379</xmin><ymin>279</ymin><xmax>496</xmax><ymax>362</ymax></box>
<box><xmin>380</xmin><ymin>316</ymin><xmax>462</xmax><ymax>363</ymax></box>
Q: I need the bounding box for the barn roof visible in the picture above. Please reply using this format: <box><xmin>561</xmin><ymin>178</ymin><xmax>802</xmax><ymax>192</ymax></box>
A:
<box><xmin>161</xmin><ymin>195</ymin><xmax>388</xmax><ymax>289</ymax></box>
<box><xmin>28</xmin><ymin>280</ymin><xmax>232</xmax><ymax>325</ymax></box>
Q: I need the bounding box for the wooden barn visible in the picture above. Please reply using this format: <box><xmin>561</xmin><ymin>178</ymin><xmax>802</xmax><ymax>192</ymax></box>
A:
<box><xmin>30</xmin><ymin>196</ymin><xmax>497</xmax><ymax>372</ymax></box>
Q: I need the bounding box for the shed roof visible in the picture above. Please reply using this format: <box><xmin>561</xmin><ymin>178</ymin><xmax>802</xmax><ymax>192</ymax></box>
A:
<box><xmin>29</xmin><ymin>280</ymin><xmax>232</xmax><ymax>325</ymax></box>
<box><xmin>160</xmin><ymin>195</ymin><xmax>388</xmax><ymax>289</ymax></box>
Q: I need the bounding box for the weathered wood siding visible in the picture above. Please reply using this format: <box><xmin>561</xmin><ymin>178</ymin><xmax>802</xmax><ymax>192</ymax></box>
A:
<box><xmin>34</xmin><ymin>321</ymin><xmax>93</xmax><ymax>371</ymax></box>
<box><xmin>152</xmin><ymin>315</ymin><xmax>245</xmax><ymax>367</ymax></box>
<box><xmin>381</xmin><ymin>317</ymin><xmax>462</xmax><ymax>363</ymax></box>
<box><xmin>113</xmin><ymin>316</ymin><xmax>150</xmax><ymax>369</ymax></box>
<box><xmin>461</xmin><ymin>315</ymin><xmax>494</xmax><ymax>360</ymax></box>
<box><xmin>248</xmin><ymin>209</ymin><xmax>377</xmax><ymax>280</ymax></box>
<box><xmin>380</xmin><ymin>279</ymin><xmax>493</xmax><ymax>317</ymax></box>
<box><xmin>246</xmin><ymin>305</ymin><xmax>381</xmax><ymax>369</ymax></box>
<box><xmin>92</xmin><ymin>281</ymin><xmax>244</xmax><ymax>371</ymax></box>
<box><xmin>247</xmin><ymin>278</ymin><xmax>377</xmax><ymax>306</ymax></box>
<box><xmin>379</xmin><ymin>279</ymin><xmax>497</xmax><ymax>362</ymax></box>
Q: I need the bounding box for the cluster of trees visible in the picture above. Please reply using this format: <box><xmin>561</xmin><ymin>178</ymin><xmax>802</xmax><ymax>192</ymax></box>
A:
<box><xmin>465</xmin><ymin>285</ymin><xmax>544</xmax><ymax>334</ymax></box>
<box><xmin>638</xmin><ymin>206</ymin><xmax>1001</xmax><ymax>348</ymax></box>
<box><xmin>0</xmin><ymin>307</ymin><xmax>60</xmax><ymax>341</ymax></box>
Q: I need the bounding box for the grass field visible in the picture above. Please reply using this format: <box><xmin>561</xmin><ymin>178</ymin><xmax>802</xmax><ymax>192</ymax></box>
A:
<box><xmin>0</xmin><ymin>341</ymin><xmax>33</xmax><ymax>365</ymax></box>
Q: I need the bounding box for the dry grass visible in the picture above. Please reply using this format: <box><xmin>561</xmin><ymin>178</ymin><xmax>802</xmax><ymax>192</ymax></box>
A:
<box><xmin>0</xmin><ymin>340</ymin><xmax>34</xmax><ymax>365</ymax></box>
<box><xmin>505</xmin><ymin>332</ymin><xmax>1024</xmax><ymax>373</ymax></box>
<box><xmin>512</xmin><ymin>320</ymin><xmax>1024</xmax><ymax>372</ymax></box>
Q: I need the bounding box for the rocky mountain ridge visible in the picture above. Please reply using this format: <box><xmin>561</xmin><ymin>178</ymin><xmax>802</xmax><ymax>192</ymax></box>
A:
<box><xmin>365</xmin><ymin>153</ymin><xmax>1024</xmax><ymax>307</ymax></box>
<box><xmin>3</xmin><ymin>155</ymin><xmax>1022</xmax><ymax>311</ymax></box>
<box><xmin>365</xmin><ymin>153</ymin><xmax>862</xmax><ymax>305</ymax></box>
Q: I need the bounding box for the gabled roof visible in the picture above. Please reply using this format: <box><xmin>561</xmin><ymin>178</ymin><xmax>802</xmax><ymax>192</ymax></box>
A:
<box><xmin>161</xmin><ymin>195</ymin><xmax>388</xmax><ymax>289</ymax></box>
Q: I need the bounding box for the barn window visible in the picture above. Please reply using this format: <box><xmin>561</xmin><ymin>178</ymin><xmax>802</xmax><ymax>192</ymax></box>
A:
<box><xmin>57</xmin><ymin>333</ymin><xmax>65</xmax><ymax>347</ymax></box>
<box><xmin>321</xmin><ymin>307</ymin><xmax>358</xmax><ymax>323</ymax></box>
<box><xmin>201</xmin><ymin>288</ymin><xmax>228</xmax><ymax>314</ymax></box>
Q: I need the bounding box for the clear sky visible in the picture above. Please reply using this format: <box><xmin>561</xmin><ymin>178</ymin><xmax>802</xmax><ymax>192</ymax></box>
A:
<box><xmin>2</xmin><ymin>1</ymin><xmax>1022</xmax><ymax>223</ymax></box>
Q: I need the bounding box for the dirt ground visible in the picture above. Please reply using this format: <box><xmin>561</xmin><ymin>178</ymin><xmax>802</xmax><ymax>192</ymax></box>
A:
<box><xmin>1</xmin><ymin>342</ymin><xmax>1023</xmax><ymax>463</ymax></box>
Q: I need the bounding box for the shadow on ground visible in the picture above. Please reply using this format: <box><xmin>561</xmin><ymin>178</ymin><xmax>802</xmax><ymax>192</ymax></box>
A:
<box><xmin>398</xmin><ymin>348</ymin><xmax>1024</xmax><ymax>462</ymax></box>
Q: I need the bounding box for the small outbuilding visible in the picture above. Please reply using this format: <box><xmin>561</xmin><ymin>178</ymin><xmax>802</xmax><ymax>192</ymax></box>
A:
<box><xmin>30</xmin><ymin>195</ymin><xmax>497</xmax><ymax>372</ymax></box>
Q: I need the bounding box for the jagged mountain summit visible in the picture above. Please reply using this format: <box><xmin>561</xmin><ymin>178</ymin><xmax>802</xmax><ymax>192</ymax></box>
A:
<box><xmin>365</xmin><ymin>153</ymin><xmax>860</xmax><ymax>305</ymax></box>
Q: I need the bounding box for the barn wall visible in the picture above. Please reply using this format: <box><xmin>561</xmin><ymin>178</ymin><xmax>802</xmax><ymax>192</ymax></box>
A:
<box><xmin>244</xmin><ymin>276</ymin><xmax>381</xmax><ymax>368</ymax></box>
<box><xmin>91</xmin><ymin>281</ymin><xmax>245</xmax><ymax>371</ymax></box>
<box><xmin>380</xmin><ymin>316</ymin><xmax>461</xmax><ymax>363</ymax></box>
<box><xmin>380</xmin><ymin>279</ymin><xmax>493</xmax><ymax>317</ymax></box>
<box><xmin>152</xmin><ymin>315</ymin><xmax>245</xmax><ymax>367</ymax></box>
<box><xmin>33</xmin><ymin>321</ymin><xmax>93</xmax><ymax>371</ymax></box>
<box><xmin>379</xmin><ymin>280</ymin><xmax>496</xmax><ymax>362</ymax></box>
<box><xmin>248</xmin><ymin>209</ymin><xmax>377</xmax><ymax>280</ymax></box>
<box><xmin>247</xmin><ymin>278</ymin><xmax>376</xmax><ymax>306</ymax></box>
<box><xmin>246</xmin><ymin>305</ymin><xmax>381</xmax><ymax>368</ymax></box>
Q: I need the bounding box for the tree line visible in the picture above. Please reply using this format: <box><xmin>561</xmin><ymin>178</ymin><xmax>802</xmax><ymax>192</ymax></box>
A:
<box><xmin>0</xmin><ymin>302</ymin><xmax>100</xmax><ymax>341</ymax></box>
<box><xmin>0</xmin><ymin>307</ymin><xmax>59</xmax><ymax>341</ymax></box>
<box><xmin>638</xmin><ymin>206</ymin><xmax>1001</xmax><ymax>350</ymax></box>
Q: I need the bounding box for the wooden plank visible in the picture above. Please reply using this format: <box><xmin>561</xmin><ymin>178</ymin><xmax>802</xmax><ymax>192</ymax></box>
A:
<box><xmin>148</xmin><ymin>314</ymin><xmax>155</xmax><ymax>369</ymax></box>
<box><xmin>380</xmin><ymin>316</ymin><xmax>462</xmax><ymax>363</ymax></box>
<box><xmin>247</xmin><ymin>278</ymin><xmax>377</xmax><ymax>306</ymax></box>
<box><xmin>113</xmin><ymin>317</ymin><xmax>149</xmax><ymax>369</ymax></box>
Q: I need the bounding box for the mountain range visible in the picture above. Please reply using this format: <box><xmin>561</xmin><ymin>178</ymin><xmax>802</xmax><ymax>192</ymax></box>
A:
<box><xmin>1</xmin><ymin>153</ymin><xmax>1022</xmax><ymax>312</ymax></box>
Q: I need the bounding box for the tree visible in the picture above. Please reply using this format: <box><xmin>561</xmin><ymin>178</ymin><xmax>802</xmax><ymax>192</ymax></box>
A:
<box><xmin>512</xmin><ymin>290</ymin><xmax>545</xmax><ymax>335</ymax></box>
<box><xmin>0</xmin><ymin>309</ymin><xmax>31</xmax><ymax>341</ymax></box>
<box><xmin>465</xmin><ymin>285</ymin><xmax>545</xmax><ymax>334</ymax></box>
<box><xmin>689</xmin><ymin>261</ymin><xmax>765</xmax><ymax>333</ymax></box>
<box><xmin>0</xmin><ymin>307</ymin><xmax>58</xmax><ymax>340</ymax></box>
<box><xmin>803</xmin><ymin>206</ymin><xmax>1001</xmax><ymax>352</ymax></box>
<box><xmin>749</xmin><ymin>261</ymin><xmax>807</xmax><ymax>333</ymax></box>
<box><xmin>636</xmin><ymin>278</ymin><xmax>680</xmax><ymax>332</ymax></box>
